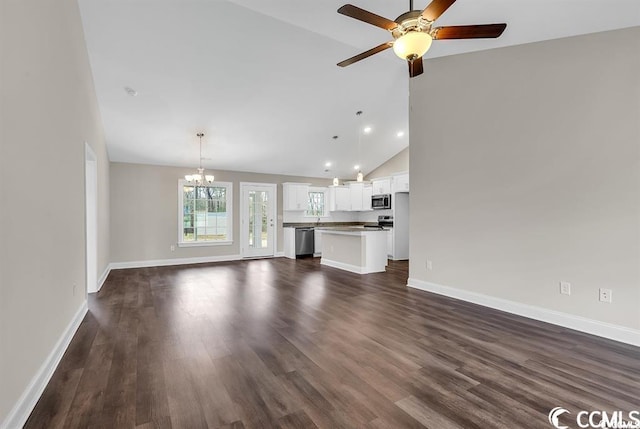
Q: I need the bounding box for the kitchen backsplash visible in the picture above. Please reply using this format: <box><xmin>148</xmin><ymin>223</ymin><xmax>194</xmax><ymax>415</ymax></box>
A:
<box><xmin>282</xmin><ymin>208</ymin><xmax>393</xmax><ymax>224</ymax></box>
<box><xmin>358</xmin><ymin>209</ymin><xmax>392</xmax><ymax>223</ymax></box>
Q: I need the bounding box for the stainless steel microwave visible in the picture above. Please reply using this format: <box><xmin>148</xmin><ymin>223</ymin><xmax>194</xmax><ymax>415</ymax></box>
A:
<box><xmin>372</xmin><ymin>194</ymin><xmax>391</xmax><ymax>210</ymax></box>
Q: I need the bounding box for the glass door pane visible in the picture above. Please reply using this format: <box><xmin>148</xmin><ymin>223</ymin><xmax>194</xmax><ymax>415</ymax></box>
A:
<box><xmin>242</xmin><ymin>184</ymin><xmax>275</xmax><ymax>257</ymax></box>
<box><xmin>248</xmin><ymin>190</ymin><xmax>269</xmax><ymax>249</ymax></box>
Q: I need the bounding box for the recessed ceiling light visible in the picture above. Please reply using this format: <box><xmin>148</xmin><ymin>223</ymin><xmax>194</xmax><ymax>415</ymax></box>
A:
<box><xmin>325</xmin><ymin>162</ymin><xmax>332</xmax><ymax>167</ymax></box>
<box><xmin>354</xmin><ymin>165</ymin><xmax>360</xmax><ymax>170</ymax></box>
<box><xmin>363</xmin><ymin>126</ymin><xmax>372</xmax><ymax>134</ymax></box>
<box><xmin>397</xmin><ymin>131</ymin><xmax>405</xmax><ymax>137</ymax></box>
<box><xmin>124</xmin><ymin>86</ymin><xmax>138</xmax><ymax>97</ymax></box>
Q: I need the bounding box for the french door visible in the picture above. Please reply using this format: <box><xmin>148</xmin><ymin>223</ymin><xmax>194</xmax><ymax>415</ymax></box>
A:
<box><xmin>240</xmin><ymin>183</ymin><xmax>277</xmax><ymax>258</ymax></box>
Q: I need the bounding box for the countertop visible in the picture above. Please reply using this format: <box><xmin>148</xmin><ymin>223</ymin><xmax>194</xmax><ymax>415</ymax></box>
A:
<box><xmin>316</xmin><ymin>226</ymin><xmax>389</xmax><ymax>234</ymax></box>
<box><xmin>283</xmin><ymin>222</ymin><xmax>378</xmax><ymax>228</ymax></box>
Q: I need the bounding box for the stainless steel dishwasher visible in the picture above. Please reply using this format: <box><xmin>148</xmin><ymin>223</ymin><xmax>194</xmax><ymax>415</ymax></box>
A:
<box><xmin>295</xmin><ymin>227</ymin><xmax>315</xmax><ymax>258</ymax></box>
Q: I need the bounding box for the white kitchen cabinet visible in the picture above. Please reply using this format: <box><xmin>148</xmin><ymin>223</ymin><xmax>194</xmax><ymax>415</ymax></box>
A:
<box><xmin>371</xmin><ymin>178</ymin><xmax>391</xmax><ymax>195</ymax></box>
<box><xmin>330</xmin><ymin>183</ymin><xmax>372</xmax><ymax>211</ymax></box>
<box><xmin>349</xmin><ymin>183</ymin><xmax>364</xmax><ymax>211</ymax></box>
<box><xmin>362</xmin><ymin>185</ymin><xmax>372</xmax><ymax>211</ymax></box>
<box><xmin>284</xmin><ymin>227</ymin><xmax>296</xmax><ymax>259</ymax></box>
<box><xmin>386</xmin><ymin>227</ymin><xmax>394</xmax><ymax>258</ymax></box>
<box><xmin>314</xmin><ymin>229</ymin><xmax>322</xmax><ymax>255</ymax></box>
<box><xmin>283</xmin><ymin>183</ymin><xmax>310</xmax><ymax>211</ymax></box>
<box><xmin>327</xmin><ymin>187</ymin><xmax>335</xmax><ymax>211</ymax></box>
<box><xmin>393</xmin><ymin>173</ymin><xmax>409</xmax><ymax>193</ymax></box>
<box><xmin>331</xmin><ymin>186</ymin><xmax>350</xmax><ymax>211</ymax></box>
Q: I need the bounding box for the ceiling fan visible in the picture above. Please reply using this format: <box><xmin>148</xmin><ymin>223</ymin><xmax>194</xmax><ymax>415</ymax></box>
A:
<box><xmin>337</xmin><ymin>0</ymin><xmax>507</xmax><ymax>77</ymax></box>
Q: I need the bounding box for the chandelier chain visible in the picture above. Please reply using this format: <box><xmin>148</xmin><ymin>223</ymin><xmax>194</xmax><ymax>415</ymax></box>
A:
<box><xmin>185</xmin><ymin>132</ymin><xmax>214</xmax><ymax>186</ymax></box>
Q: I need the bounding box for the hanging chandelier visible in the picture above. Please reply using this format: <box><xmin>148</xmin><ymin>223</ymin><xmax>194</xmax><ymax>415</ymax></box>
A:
<box><xmin>184</xmin><ymin>132</ymin><xmax>214</xmax><ymax>185</ymax></box>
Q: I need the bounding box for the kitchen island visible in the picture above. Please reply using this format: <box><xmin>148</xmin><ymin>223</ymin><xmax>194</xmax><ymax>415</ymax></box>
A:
<box><xmin>318</xmin><ymin>227</ymin><xmax>388</xmax><ymax>274</ymax></box>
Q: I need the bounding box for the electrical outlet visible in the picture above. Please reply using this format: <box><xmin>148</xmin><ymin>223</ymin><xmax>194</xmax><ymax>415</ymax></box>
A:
<box><xmin>599</xmin><ymin>288</ymin><xmax>612</xmax><ymax>303</ymax></box>
<box><xmin>170</xmin><ymin>244</ymin><xmax>176</xmax><ymax>252</ymax></box>
<box><xmin>560</xmin><ymin>281</ymin><xmax>571</xmax><ymax>295</ymax></box>
<box><xmin>426</xmin><ymin>260</ymin><xmax>433</xmax><ymax>271</ymax></box>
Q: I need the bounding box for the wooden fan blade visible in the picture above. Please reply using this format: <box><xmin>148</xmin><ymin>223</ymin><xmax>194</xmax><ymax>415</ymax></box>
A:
<box><xmin>433</xmin><ymin>23</ymin><xmax>507</xmax><ymax>39</ymax></box>
<box><xmin>337</xmin><ymin>4</ymin><xmax>398</xmax><ymax>31</ymax></box>
<box><xmin>420</xmin><ymin>0</ymin><xmax>457</xmax><ymax>22</ymax></box>
<box><xmin>337</xmin><ymin>42</ymin><xmax>393</xmax><ymax>67</ymax></box>
<box><xmin>408</xmin><ymin>57</ymin><xmax>424</xmax><ymax>78</ymax></box>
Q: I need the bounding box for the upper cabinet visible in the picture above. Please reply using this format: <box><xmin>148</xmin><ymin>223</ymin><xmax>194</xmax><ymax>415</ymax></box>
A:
<box><xmin>362</xmin><ymin>185</ymin><xmax>373</xmax><ymax>211</ymax></box>
<box><xmin>332</xmin><ymin>186</ymin><xmax>350</xmax><ymax>211</ymax></box>
<box><xmin>392</xmin><ymin>173</ymin><xmax>409</xmax><ymax>193</ymax></box>
<box><xmin>328</xmin><ymin>183</ymin><xmax>373</xmax><ymax>212</ymax></box>
<box><xmin>350</xmin><ymin>183</ymin><xmax>364</xmax><ymax>211</ymax></box>
<box><xmin>283</xmin><ymin>183</ymin><xmax>310</xmax><ymax>211</ymax></box>
<box><xmin>371</xmin><ymin>178</ymin><xmax>391</xmax><ymax>195</ymax></box>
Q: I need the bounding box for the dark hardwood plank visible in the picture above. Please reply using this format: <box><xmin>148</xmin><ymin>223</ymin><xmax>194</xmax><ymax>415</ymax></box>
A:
<box><xmin>276</xmin><ymin>410</ymin><xmax>318</xmax><ymax>429</ymax></box>
<box><xmin>25</xmin><ymin>258</ymin><xmax>640</xmax><ymax>428</ymax></box>
<box><xmin>22</xmin><ymin>368</ymin><xmax>83</xmax><ymax>429</ymax></box>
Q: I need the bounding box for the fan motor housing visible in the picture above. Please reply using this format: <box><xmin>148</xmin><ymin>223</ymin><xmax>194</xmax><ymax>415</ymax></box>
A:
<box><xmin>392</xmin><ymin>10</ymin><xmax>432</xmax><ymax>39</ymax></box>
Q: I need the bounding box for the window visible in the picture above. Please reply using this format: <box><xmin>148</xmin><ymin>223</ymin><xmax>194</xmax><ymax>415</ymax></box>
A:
<box><xmin>306</xmin><ymin>189</ymin><xmax>326</xmax><ymax>217</ymax></box>
<box><xmin>178</xmin><ymin>180</ymin><xmax>233</xmax><ymax>246</ymax></box>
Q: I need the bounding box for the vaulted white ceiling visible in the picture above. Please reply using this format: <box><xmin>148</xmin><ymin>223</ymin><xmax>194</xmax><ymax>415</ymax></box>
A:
<box><xmin>78</xmin><ymin>0</ymin><xmax>640</xmax><ymax>178</ymax></box>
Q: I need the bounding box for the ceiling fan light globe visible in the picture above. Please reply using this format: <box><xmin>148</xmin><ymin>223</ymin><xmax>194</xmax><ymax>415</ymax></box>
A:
<box><xmin>393</xmin><ymin>31</ymin><xmax>433</xmax><ymax>60</ymax></box>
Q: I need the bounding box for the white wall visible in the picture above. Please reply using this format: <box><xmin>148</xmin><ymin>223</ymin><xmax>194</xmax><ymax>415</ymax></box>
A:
<box><xmin>409</xmin><ymin>28</ymin><xmax>640</xmax><ymax>333</ymax></box>
<box><xmin>366</xmin><ymin>147</ymin><xmax>409</xmax><ymax>180</ymax></box>
<box><xmin>0</xmin><ymin>0</ymin><xmax>110</xmax><ymax>425</ymax></box>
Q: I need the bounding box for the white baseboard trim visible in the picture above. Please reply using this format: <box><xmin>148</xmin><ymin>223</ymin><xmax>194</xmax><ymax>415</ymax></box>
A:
<box><xmin>274</xmin><ymin>251</ymin><xmax>285</xmax><ymax>257</ymax></box>
<box><xmin>96</xmin><ymin>264</ymin><xmax>111</xmax><ymax>292</ymax></box>
<box><xmin>321</xmin><ymin>258</ymin><xmax>386</xmax><ymax>274</ymax></box>
<box><xmin>110</xmin><ymin>254</ymin><xmax>243</xmax><ymax>270</ymax></box>
<box><xmin>321</xmin><ymin>258</ymin><xmax>365</xmax><ymax>274</ymax></box>
<box><xmin>407</xmin><ymin>278</ymin><xmax>640</xmax><ymax>347</ymax></box>
<box><xmin>1</xmin><ymin>301</ymin><xmax>88</xmax><ymax>429</ymax></box>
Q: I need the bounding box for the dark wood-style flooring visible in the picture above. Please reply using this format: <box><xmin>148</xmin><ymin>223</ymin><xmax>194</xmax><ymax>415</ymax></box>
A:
<box><xmin>26</xmin><ymin>258</ymin><xmax>639</xmax><ymax>428</ymax></box>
